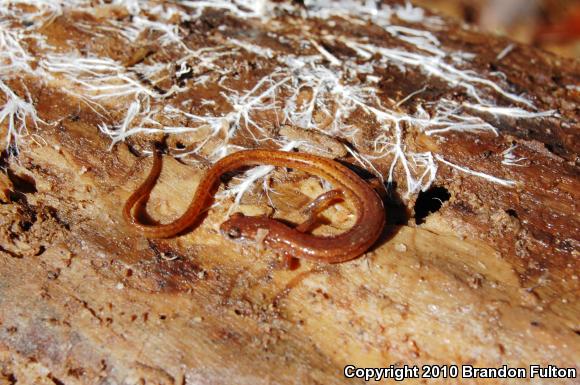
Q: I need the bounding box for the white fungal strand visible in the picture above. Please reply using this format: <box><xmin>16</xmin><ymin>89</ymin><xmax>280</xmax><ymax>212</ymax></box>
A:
<box><xmin>435</xmin><ymin>155</ymin><xmax>516</xmax><ymax>187</ymax></box>
<box><xmin>0</xmin><ymin>80</ymin><xmax>40</xmax><ymax>152</ymax></box>
<box><xmin>0</xmin><ymin>0</ymin><xmax>556</xmax><ymax>197</ymax></box>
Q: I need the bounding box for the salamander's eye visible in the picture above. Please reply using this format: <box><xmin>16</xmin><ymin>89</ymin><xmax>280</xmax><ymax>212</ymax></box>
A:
<box><xmin>226</xmin><ymin>226</ymin><xmax>241</xmax><ymax>239</ymax></box>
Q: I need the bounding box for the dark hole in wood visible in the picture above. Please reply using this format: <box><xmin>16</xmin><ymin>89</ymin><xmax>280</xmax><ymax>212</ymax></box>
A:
<box><xmin>506</xmin><ymin>209</ymin><xmax>518</xmax><ymax>218</ymax></box>
<box><xmin>7</xmin><ymin>169</ymin><xmax>37</xmax><ymax>193</ymax></box>
<box><xmin>414</xmin><ymin>186</ymin><xmax>450</xmax><ymax>225</ymax></box>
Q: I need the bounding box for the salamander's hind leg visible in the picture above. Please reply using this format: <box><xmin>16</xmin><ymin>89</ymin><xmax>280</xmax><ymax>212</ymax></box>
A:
<box><xmin>282</xmin><ymin>189</ymin><xmax>345</xmax><ymax>270</ymax></box>
<box><xmin>295</xmin><ymin>189</ymin><xmax>345</xmax><ymax>233</ymax></box>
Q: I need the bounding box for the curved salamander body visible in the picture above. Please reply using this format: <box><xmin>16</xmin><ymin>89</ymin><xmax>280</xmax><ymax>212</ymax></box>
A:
<box><xmin>124</xmin><ymin>149</ymin><xmax>385</xmax><ymax>263</ymax></box>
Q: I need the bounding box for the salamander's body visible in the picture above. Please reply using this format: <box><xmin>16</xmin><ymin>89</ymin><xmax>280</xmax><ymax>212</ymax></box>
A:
<box><xmin>124</xmin><ymin>149</ymin><xmax>385</xmax><ymax>263</ymax></box>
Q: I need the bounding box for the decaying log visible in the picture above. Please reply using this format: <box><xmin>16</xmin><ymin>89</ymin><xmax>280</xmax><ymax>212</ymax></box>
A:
<box><xmin>0</xmin><ymin>1</ymin><xmax>578</xmax><ymax>384</ymax></box>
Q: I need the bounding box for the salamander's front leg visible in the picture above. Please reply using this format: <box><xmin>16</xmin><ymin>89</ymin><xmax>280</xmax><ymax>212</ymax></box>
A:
<box><xmin>281</xmin><ymin>252</ymin><xmax>300</xmax><ymax>270</ymax></box>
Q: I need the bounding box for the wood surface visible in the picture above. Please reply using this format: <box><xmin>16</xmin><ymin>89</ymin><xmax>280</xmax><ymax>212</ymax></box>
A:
<box><xmin>0</xmin><ymin>1</ymin><xmax>578</xmax><ymax>384</ymax></box>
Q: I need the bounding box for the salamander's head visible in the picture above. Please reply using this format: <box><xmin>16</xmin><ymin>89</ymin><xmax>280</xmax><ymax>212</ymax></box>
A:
<box><xmin>220</xmin><ymin>212</ymin><xmax>260</xmax><ymax>242</ymax></box>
